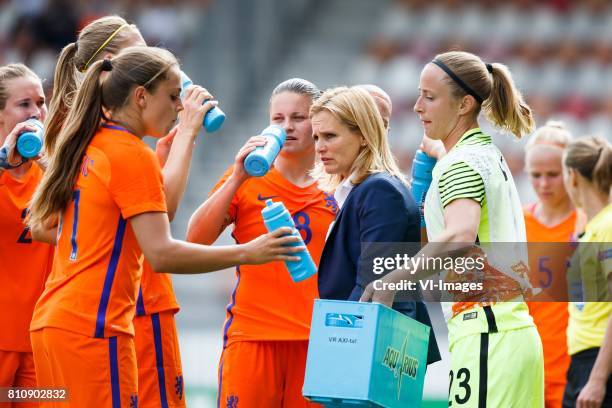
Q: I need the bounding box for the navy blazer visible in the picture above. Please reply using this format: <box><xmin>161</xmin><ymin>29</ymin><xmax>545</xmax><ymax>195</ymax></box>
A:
<box><xmin>318</xmin><ymin>172</ymin><xmax>441</xmax><ymax>364</ymax></box>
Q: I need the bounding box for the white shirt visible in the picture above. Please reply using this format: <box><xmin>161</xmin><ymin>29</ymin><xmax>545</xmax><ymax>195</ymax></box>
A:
<box><xmin>325</xmin><ymin>173</ymin><xmax>357</xmax><ymax>241</ymax></box>
<box><xmin>333</xmin><ymin>175</ymin><xmax>357</xmax><ymax>211</ymax></box>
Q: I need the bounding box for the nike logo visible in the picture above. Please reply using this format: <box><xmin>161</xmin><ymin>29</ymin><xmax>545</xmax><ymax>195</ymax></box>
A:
<box><xmin>257</xmin><ymin>193</ymin><xmax>279</xmax><ymax>201</ymax></box>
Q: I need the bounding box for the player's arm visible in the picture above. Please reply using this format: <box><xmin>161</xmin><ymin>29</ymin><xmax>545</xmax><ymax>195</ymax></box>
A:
<box><xmin>360</xmin><ymin>162</ymin><xmax>483</xmax><ymax>306</ymax></box>
<box><xmin>575</xmin><ymin>313</ymin><xmax>612</xmax><ymax>408</ymax></box>
<box><xmin>131</xmin><ymin>211</ymin><xmax>302</xmax><ymax>273</ymax></box>
<box><xmin>186</xmin><ymin>172</ymin><xmax>241</xmax><ymax>244</ymax></box>
<box><xmin>576</xmin><ymin>261</ymin><xmax>612</xmax><ymax>408</ymax></box>
<box><xmin>31</xmin><ymin>216</ymin><xmax>58</xmax><ymax>245</ymax></box>
<box><xmin>157</xmin><ymin>86</ymin><xmax>216</xmax><ymax>220</ymax></box>
<box><xmin>360</xmin><ymin>198</ymin><xmax>482</xmax><ymax>306</ymax></box>
<box><xmin>186</xmin><ymin>135</ymin><xmax>267</xmax><ymax>244</ymax></box>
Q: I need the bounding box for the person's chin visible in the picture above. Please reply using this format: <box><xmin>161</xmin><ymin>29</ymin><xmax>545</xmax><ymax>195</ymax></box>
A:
<box><xmin>424</xmin><ymin>130</ymin><xmax>440</xmax><ymax>140</ymax></box>
<box><xmin>322</xmin><ymin>164</ymin><xmax>338</xmax><ymax>174</ymax></box>
<box><xmin>538</xmin><ymin>193</ymin><xmax>554</xmax><ymax>201</ymax></box>
<box><xmin>284</xmin><ymin>144</ymin><xmax>310</xmax><ymax>155</ymax></box>
<box><xmin>281</xmin><ymin>144</ymin><xmax>297</xmax><ymax>153</ymax></box>
<box><xmin>148</xmin><ymin>129</ymin><xmax>165</xmax><ymax>139</ymax></box>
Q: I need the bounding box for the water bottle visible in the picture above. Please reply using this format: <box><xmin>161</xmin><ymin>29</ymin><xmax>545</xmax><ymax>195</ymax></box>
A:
<box><xmin>179</xmin><ymin>71</ymin><xmax>226</xmax><ymax>133</ymax></box>
<box><xmin>410</xmin><ymin>150</ymin><xmax>437</xmax><ymax>227</ymax></box>
<box><xmin>16</xmin><ymin>118</ymin><xmax>44</xmax><ymax>158</ymax></box>
<box><xmin>244</xmin><ymin>125</ymin><xmax>286</xmax><ymax>177</ymax></box>
<box><xmin>261</xmin><ymin>199</ymin><xmax>316</xmax><ymax>282</ymax></box>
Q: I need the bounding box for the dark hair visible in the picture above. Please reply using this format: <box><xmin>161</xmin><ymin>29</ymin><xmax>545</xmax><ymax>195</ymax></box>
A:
<box><xmin>433</xmin><ymin>51</ymin><xmax>534</xmax><ymax>139</ymax></box>
<box><xmin>30</xmin><ymin>46</ymin><xmax>177</xmax><ymax>228</ymax></box>
<box><xmin>270</xmin><ymin>78</ymin><xmax>321</xmax><ymax>102</ymax></box>
<box><xmin>564</xmin><ymin>136</ymin><xmax>611</xmax><ymax>195</ymax></box>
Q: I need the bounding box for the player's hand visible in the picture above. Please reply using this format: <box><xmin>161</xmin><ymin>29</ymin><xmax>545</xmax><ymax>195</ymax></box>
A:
<box><xmin>241</xmin><ymin>227</ymin><xmax>304</xmax><ymax>265</ymax></box>
<box><xmin>177</xmin><ymin>85</ymin><xmax>218</xmax><ymax>137</ymax></box>
<box><xmin>420</xmin><ymin>134</ymin><xmax>446</xmax><ymax>160</ymax></box>
<box><xmin>155</xmin><ymin>127</ymin><xmax>178</xmax><ymax>167</ymax></box>
<box><xmin>230</xmin><ymin>135</ymin><xmax>268</xmax><ymax>183</ymax></box>
<box><xmin>576</xmin><ymin>378</ymin><xmax>606</xmax><ymax>408</ymax></box>
<box><xmin>0</xmin><ymin>121</ymin><xmax>38</xmax><ymax>169</ymax></box>
<box><xmin>359</xmin><ymin>277</ymin><xmax>396</xmax><ymax>307</ymax></box>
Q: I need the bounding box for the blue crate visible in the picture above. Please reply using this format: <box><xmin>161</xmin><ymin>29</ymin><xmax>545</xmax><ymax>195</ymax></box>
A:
<box><xmin>303</xmin><ymin>300</ymin><xmax>430</xmax><ymax>408</ymax></box>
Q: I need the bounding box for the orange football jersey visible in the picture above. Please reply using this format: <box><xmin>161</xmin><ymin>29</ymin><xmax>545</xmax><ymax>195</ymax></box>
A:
<box><xmin>30</xmin><ymin>124</ymin><xmax>167</xmax><ymax>339</ymax></box>
<box><xmin>524</xmin><ymin>203</ymin><xmax>575</xmax><ymax>392</ymax></box>
<box><xmin>0</xmin><ymin>163</ymin><xmax>53</xmax><ymax>351</ymax></box>
<box><xmin>211</xmin><ymin>166</ymin><xmax>337</xmax><ymax>347</ymax></box>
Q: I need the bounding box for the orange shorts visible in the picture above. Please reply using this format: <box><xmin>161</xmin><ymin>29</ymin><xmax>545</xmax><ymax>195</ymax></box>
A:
<box><xmin>218</xmin><ymin>340</ymin><xmax>321</xmax><ymax>408</ymax></box>
<box><xmin>0</xmin><ymin>350</ymin><xmax>37</xmax><ymax>408</ymax></box>
<box><xmin>30</xmin><ymin>327</ymin><xmax>137</xmax><ymax>408</ymax></box>
<box><xmin>134</xmin><ymin>311</ymin><xmax>185</xmax><ymax>408</ymax></box>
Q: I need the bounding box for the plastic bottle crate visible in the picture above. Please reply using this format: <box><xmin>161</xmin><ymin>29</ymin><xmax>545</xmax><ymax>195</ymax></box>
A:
<box><xmin>303</xmin><ymin>300</ymin><xmax>430</xmax><ymax>408</ymax></box>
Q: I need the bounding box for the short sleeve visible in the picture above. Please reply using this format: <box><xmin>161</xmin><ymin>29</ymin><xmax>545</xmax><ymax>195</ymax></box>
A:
<box><xmin>108</xmin><ymin>145</ymin><xmax>167</xmax><ymax>219</ymax></box>
<box><xmin>600</xmin><ymin>245</ymin><xmax>612</xmax><ymax>281</ymax></box>
<box><xmin>209</xmin><ymin>165</ymin><xmax>239</xmax><ymax>222</ymax></box>
<box><xmin>598</xmin><ymin>229</ymin><xmax>612</xmax><ymax>281</ymax></box>
<box><xmin>438</xmin><ymin>161</ymin><xmax>485</xmax><ymax>208</ymax></box>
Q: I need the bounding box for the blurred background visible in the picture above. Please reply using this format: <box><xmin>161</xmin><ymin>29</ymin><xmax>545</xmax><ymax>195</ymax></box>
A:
<box><xmin>1</xmin><ymin>0</ymin><xmax>610</xmax><ymax>406</ymax></box>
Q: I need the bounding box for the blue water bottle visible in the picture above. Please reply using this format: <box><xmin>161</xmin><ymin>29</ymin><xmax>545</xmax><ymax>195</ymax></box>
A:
<box><xmin>16</xmin><ymin>118</ymin><xmax>44</xmax><ymax>158</ymax></box>
<box><xmin>244</xmin><ymin>125</ymin><xmax>286</xmax><ymax>177</ymax></box>
<box><xmin>179</xmin><ymin>71</ymin><xmax>226</xmax><ymax>133</ymax></box>
<box><xmin>261</xmin><ymin>199</ymin><xmax>316</xmax><ymax>282</ymax></box>
<box><xmin>410</xmin><ymin>150</ymin><xmax>437</xmax><ymax>227</ymax></box>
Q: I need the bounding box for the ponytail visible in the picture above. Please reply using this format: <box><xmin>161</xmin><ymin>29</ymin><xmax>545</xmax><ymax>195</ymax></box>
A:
<box><xmin>45</xmin><ymin>42</ymin><xmax>78</xmax><ymax>156</ymax></box>
<box><xmin>30</xmin><ymin>46</ymin><xmax>178</xmax><ymax>229</ymax></box>
<box><xmin>484</xmin><ymin>63</ymin><xmax>535</xmax><ymax>139</ymax></box>
<box><xmin>432</xmin><ymin>51</ymin><xmax>535</xmax><ymax>139</ymax></box>
<box><xmin>564</xmin><ymin>136</ymin><xmax>612</xmax><ymax>196</ymax></box>
<box><xmin>592</xmin><ymin>143</ymin><xmax>612</xmax><ymax>196</ymax></box>
<box><xmin>44</xmin><ymin>15</ymin><xmax>139</xmax><ymax>156</ymax></box>
<box><xmin>30</xmin><ymin>60</ymin><xmax>106</xmax><ymax>228</ymax></box>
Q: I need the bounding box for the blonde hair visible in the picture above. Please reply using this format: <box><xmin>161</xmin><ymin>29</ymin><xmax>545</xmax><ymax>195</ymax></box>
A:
<box><xmin>30</xmin><ymin>46</ymin><xmax>177</xmax><ymax>228</ymax></box>
<box><xmin>356</xmin><ymin>84</ymin><xmax>392</xmax><ymax>129</ymax></box>
<box><xmin>433</xmin><ymin>50</ymin><xmax>535</xmax><ymax>139</ymax></box>
<box><xmin>564</xmin><ymin>136</ymin><xmax>612</xmax><ymax>196</ymax></box>
<box><xmin>0</xmin><ymin>63</ymin><xmax>40</xmax><ymax>111</ymax></box>
<box><xmin>310</xmin><ymin>86</ymin><xmax>404</xmax><ymax>192</ymax></box>
<box><xmin>45</xmin><ymin>16</ymin><xmax>141</xmax><ymax>155</ymax></box>
<box><xmin>525</xmin><ymin>120</ymin><xmax>572</xmax><ymax>150</ymax></box>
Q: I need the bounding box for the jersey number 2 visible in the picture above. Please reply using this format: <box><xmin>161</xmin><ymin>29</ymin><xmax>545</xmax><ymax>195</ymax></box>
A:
<box><xmin>449</xmin><ymin>368</ymin><xmax>471</xmax><ymax>405</ymax></box>
<box><xmin>17</xmin><ymin>208</ymin><xmax>32</xmax><ymax>244</ymax></box>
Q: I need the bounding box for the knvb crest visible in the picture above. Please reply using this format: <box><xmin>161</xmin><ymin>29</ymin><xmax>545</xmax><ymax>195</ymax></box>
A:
<box><xmin>80</xmin><ymin>155</ymin><xmax>94</xmax><ymax>177</ymax></box>
<box><xmin>226</xmin><ymin>395</ymin><xmax>239</xmax><ymax>408</ymax></box>
<box><xmin>175</xmin><ymin>375</ymin><xmax>184</xmax><ymax>400</ymax></box>
<box><xmin>323</xmin><ymin>192</ymin><xmax>339</xmax><ymax>214</ymax></box>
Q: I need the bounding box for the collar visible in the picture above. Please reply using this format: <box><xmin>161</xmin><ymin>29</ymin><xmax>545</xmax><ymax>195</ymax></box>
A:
<box><xmin>455</xmin><ymin>127</ymin><xmax>485</xmax><ymax>147</ymax></box>
<box><xmin>101</xmin><ymin>121</ymin><xmax>140</xmax><ymax>138</ymax></box>
<box><xmin>333</xmin><ymin>173</ymin><xmax>358</xmax><ymax>210</ymax></box>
